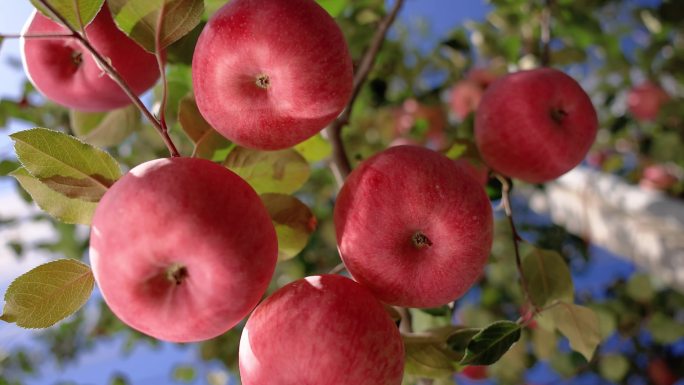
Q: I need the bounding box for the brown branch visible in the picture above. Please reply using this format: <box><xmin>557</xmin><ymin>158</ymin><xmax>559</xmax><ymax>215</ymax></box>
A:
<box><xmin>494</xmin><ymin>173</ymin><xmax>532</xmax><ymax>306</ymax></box>
<box><xmin>34</xmin><ymin>0</ymin><xmax>181</xmax><ymax>158</ymax></box>
<box><xmin>326</xmin><ymin>0</ymin><xmax>405</xmax><ymax>184</ymax></box>
<box><xmin>0</xmin><ymin>33</ymin><xmax>74</xmax><ymax>39</ymax></box>
<box><xmin>540</xmin><ymin>0</ymin><xmax>553</xmax><ymax>67</ymax></box>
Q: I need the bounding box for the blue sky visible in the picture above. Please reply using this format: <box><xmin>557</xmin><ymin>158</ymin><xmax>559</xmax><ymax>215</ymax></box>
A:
<box><xmin>0</xmin><ymin>1</ymin><xmax>489</xmax><ymax>384</ymax></box>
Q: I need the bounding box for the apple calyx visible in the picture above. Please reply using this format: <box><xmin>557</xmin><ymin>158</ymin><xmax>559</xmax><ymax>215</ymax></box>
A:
<box><xmin>166</xmin><ymin>263</ymin><xmax>189</xmax><ymax>285</ymax></box>
<box><xmin>412</xmin><ymin>231</ymin><xmax>433</xmax><ymax>248</ymax></box>
<box><xmin>255</xmin><ymin>74</ymin><xmax>271</xmax><ymax>89</ymax></box>
<box><xmin>71</xmin><ymin>51</ymin><xmax>83</xmax><ymax>67</ymax></box>
<box><xmin>550</xmin><ymin>107</ymin><xmax>568</xmax><ymax>125</ymax></box>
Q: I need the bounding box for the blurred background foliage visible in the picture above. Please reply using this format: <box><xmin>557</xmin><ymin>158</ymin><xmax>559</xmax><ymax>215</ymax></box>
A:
<box><xmin>0</xmin><ymin>0</ymin><xmax>683</xmax><ymax>384</ymax></box>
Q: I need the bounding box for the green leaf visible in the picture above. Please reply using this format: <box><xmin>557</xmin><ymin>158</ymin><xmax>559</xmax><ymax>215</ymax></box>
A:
<box><xmin>11</xmin><ymin>128</ymin><xmax>121</xmax><ymax>202</ymax></box>
<box><xmin>108</xmin><ymin>0</ymin><xmax>204</xmax><ymax>52</ymax></box>
<box><xmin>647</xmin><ymin>312</ymin><xmax>684</xmax><ymax>344</ymax></box>
<box><xmin>178</xmin><ymin>96</ymin><xmax>231</xmax><ymax>160</ymax></box>
<box><xmin>260</xmin><ymin>193</ymin><xmax>317</xmax><ymax>261</ymax></box>
<box><xmin>0</xmin><ymin>259</ymin><xmax>94</xmax><ymax>329</ymax></box>
<box><xmin>70</xmin><ymin>105</ymin><xmax>140</xmax><ymax>147</ymax></box>
<box><xmin>446</xmin><ymin>327</ymin><xmax>480</xmax><ymax>354</ymax></box>
<box><xmin>0</xmin><ymin>160</ymin><xmax>19</xmax><ymax>176</ymax></box>
<box><xmin>224</xmin><ymin>147</ymin><xmax>310</xmax><ymax>194</ymax></box>
<box><xmin>531</xmin><ymin>326</ymin><xmax>556</xmax><ymax>360</ymax></box>
<box><xmin>10</xmin><ymin>167</ymin><xmax>98</xmax><ymax>225</ymax></box>
<box><xmin>461</xmin><ymin>321</ymin><xmax>521</xmax><ymax>365</ymax></box>
<box><xmin>293</xmin><ymin>134</ymin><xmax>332</xmax><ymax>163</ymax></box>
<box><xmin>30</xmin><ymin>0</ymin><xmax>104</xmax><ymax>30</ymax></box>
<box><xmin>316</xmin><ymin>0</ymin><xmax>346</xmax><ymax>17</ymax></box>
<box><xmin>403</xmin><ymin>334</ymin><xmax>460</xmax><ymax>379</ymax></box>
<box><xmin>549</xmin><ymin>302</ymin><xmax>601</xmax><ymax>362</ymax></box>
<box><xmin>626</xmin><ymin>273</ymin><xmax>655</xmax><ymax>303</ymax></box>
<box><xmin>599</xmin><ymin>354</ymin><xmax>629</xmax><ymax>382</ymax></box>
<box><xmin>172</xmin><ymin>365</ymin><xmax>196</xmax><ymax>383</ymax></box>
<box><xmin>522</xmin><ymin>248</ymin><xmax>574</xmax><ymax>308</ymax></box>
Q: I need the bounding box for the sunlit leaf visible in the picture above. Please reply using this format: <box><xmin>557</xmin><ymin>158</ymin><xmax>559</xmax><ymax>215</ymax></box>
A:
<box><xmin>626</xmin><ymin>273</ymin><xmax>655</xmax><ymax>303</ymax></box>
<box><xmin>10</xmin><ymin>167</ymin><xmax>97</xmax><ymax>225</ymax></box>
<box><xmin>108</xmin><ymin>0</ymin><xmax>204</xmax><ymax>52</ymax></box>
<box><xmin>0</xmin><ymin>259</ymin><xmax>94</xmax><ymax>329</ymax></box>
<box><xmin>461</xmin><ymin>321</ymin><xmax>521</xmax><ymax>365</ymax></box>
<box><xmin>599</xmin><ymin>354</ymin><xmax>629</xmax><ymax>382</ymax></box>
<box><xmin>30</xmin><ymin>0</ymin><xmax>104</xmax><ymax>30</ymax></box>
<box><xmin>261</xmin><ymin>193</ymin><xmax>317</xmax><ymax>261</ymax></box>
<box><xmin>549</xmin><ymin>302</ymin><xmax>600</xmax><ymax>362</ymax></box>
<box><xmin>403</xmin><ymin>333</ymin><xmax>460</xmax><ymax>379</ymax></box>
<box><xmin>224</xmin><ymin>147</ymin><xmax>310</xmax><ymax>194</ymax></box>
<box><xmin>11</xmin><ymin>128</ymin><xmax>121</xmax><ymax>202</ymax></box>
<box><xmin>178</xmin><ymin>95</ymin><xmax>231</xmax><ymax>160</ymax></box>
<box><xmin>316</xmin><ymin>0</ymin><xmax>346</xmax><ymax>17</ymax></box>
<box><xmin>522</xmin><ymin>248</ymin><xmax>574</xmax><ymax>308</ymax></box>
<box><xmin>647</xmin><ymin>312</ymin><xmax>684</xmax><ymax>344</ymax></box>
<box><xmin>294</xmin><ymin>134</ymin><xmax>332</xmax><ymax>163</ymax></box>
<box><xmin>70</xmin><ymin>105</ymin><xmax>140</xmax><ymax>147</ymax></box>
<box><xmin>172</xmin><ymin>365</ymin><xmax>196</xmax><ymax>382</ymax></box>
<box><xmin>531</xmin><ymin>326</ymin><xmax>556</xmax><ymax>360</ymax></box>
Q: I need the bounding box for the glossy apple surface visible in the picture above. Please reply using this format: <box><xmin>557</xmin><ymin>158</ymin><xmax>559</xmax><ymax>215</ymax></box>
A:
<box><xmin>239</xmin><ymin>275</ymin><xmax>404</xmax><ymax>385</ymax></box>
<box><xmin>334</xmin><ymin>146</ymin><xmax>493</xmax><ymax>307</ymax></box>
<box><xmin>192</xmin><ymin>0</ymin><xmax>353</xmax><ymax>150</ymax></box>
<box><xmin>627</xmin><ymin>81</ymin><xmax>669</xmax><ymax>121</ymax></box>
<box><xmin>475</xmin><ymin>68</ymin><xmax>598</xmax><ymax>183</ymax></box>
<box><xmin>21</xmin><ymin>7</ymin><xmax>159</xmax><ymax>111</ymax></box>
<box><xmin>90</xmin><ymin>157</ymin><xmax>278</xmax><ymax>342</ymax></box>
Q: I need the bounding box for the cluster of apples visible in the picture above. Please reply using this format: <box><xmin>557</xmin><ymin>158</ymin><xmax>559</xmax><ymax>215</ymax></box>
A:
<box><xmin>20</xmin><ymin>0</ymin><xmax>598</xmax><ymax>383</ymax></box>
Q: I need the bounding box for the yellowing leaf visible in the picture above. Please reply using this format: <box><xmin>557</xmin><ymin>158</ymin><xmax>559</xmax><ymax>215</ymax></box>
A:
<box><xmin>294</xmin><ymin>134</ymin><xmax>332</xmax><ymax>163</ymax></box>
<box><xmin>70</xmin><ymin>105</ymin><xmax>140</xmax><ymax>147</ymax></box>
<box><xmin>549</xmin><ymin>302</ymin><xmax>601</xmax><ymax>361</ymax></box>
<box><xmin>522</xmin><ymin>248</ymin><xmax>574</xmax><ymax>308</ymax></box>
<box><xmin>224</xmin><ymin>147</ymin><xmax>310</xmax><ymax>194</ymax></box>
<box><xmin>11</xmin><ymin>128</ymin><xmax>121</xmax><ymax>202</ymax></box>
<box><xmin>108</xmin><ymin>0</ymin><xmax>204</xmax><ymax>52</ymax></box>
<box><xmin>30</xmin><ymin>0</ymin><xmax>104</xmax><ymax>30</ymax></box>
<box><xmin>11</xmin><ymin>167</ymin><xmax>98</xmax><ymax>225</ymax></box>
<box><xmin>178</xmin><ymin>95</ymin><xmax>231</xmax><ymax>160</ymax></box>
<box><xmin>261</xmin><ymin>193</ymin><xmax>317</xmax><ymax>260</ymax></box>
<box><xmin>0</xmin><ymin>259</ymin><xmax>94</xmax><ymax>329</ymax></box>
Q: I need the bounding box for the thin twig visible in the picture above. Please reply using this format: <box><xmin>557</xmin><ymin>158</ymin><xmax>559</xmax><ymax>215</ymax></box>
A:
<box><xmin>0</xmin><ymin>33</ymin><xmax>74</xmax><ymax>39</ymax></box>
<box><xmin>494</xmin><ymin>173</ymin><xmax>532</xmax><ymax>305</ymax></box>
<box><xmin>326</xmin><ymin>0</ymin><xmax>405</xmax><ymax>184</ymax></box>
<box><xmin>540</xmin><ymin>0</ymin><xmax>553</xmax><ymax>67</ymax></box>
<box><xmin>328</xmin><ymin>263</ymin><xmax>346</xmax><ymax>275</ymax></box>
<box><xmin>34</xmin><ymin>0</ymin><xmax>181</xmax><ymax>157</ymax></box>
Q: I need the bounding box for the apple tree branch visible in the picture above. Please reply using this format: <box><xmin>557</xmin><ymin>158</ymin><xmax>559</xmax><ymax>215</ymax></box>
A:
<box><xmin>326</xmin><ymin>0</ymin><xmax>405</xmax><ymax>184</ymax></box>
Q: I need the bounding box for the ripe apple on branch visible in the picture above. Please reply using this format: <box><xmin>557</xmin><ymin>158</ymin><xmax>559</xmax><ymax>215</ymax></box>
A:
<box><xmin>0</xmin><ymin>0</ymin><xmax>615</xmax><ymax>384</ymax></box>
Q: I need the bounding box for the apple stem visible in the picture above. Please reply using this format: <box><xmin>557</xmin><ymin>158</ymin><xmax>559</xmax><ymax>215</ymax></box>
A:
<box><xmin>540</xmin><ymin>0</ymin><xmax>553</xmax><ymax>66</ymax></box>
<box><xmin>0</xmin><ymin>32</ymin><xmax>75</xmax><ymax>39</ymax></box>
<box><xmin>33</xmin><ymin>0</ymin><xmax>182</xmax><ymax>158</ymax></box>
<box><xmin>495</xmin><ymin>173</ymin><xmax>535</xmax><ymax>312</ymax></box>
<box><xmin>325</xmin><ymin>0</ymin><xmax>405</xmax><ymax>185</ymax></box>
<box><xmin>166</xmin><ymin>263</ymin><xmax>188</xmax><ymax>285</ymax></box>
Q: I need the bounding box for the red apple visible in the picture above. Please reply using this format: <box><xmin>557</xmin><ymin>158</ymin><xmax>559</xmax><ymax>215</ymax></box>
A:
<box><xmin>461</xmin><ymin>365</ymin><xmax>488</xmax><ymax>380</ymax></box>
<box><xmin>334</xmin><ymin>146</ymin><xmax>493</xmax><ymax>307</ymax></box>
<box><xmin>640</xmin><ymin>164</ymin><xmax>678</xmax><ymax>191</ymax></box>
<box><xmin>454</xmin><ymin>157</ymin><xmax>489</xmax><ymax>187</ymax></box>
<box><xmin>89</xmin><ymin>157</ymin><xmax>278</xmax><ymax>342</ymax></box>
<box><xmin>192</xmin><ymin>0</ymin><xmax>353</xmax><ymax>150</ymax></box>
<box><xmin>239</xmin><ymin>275</ymin><xmax>404</xmax><ymax>385</ymax></box>
<box><xmin>467</xmin><ymin>67</ymin><xmax>500</xmax><ymax>88</ymax></box>
<box><xmin>450</xmin><ymin>79</ymin><xmax>484</xmax><ymax>120</ymax></box>
<box><xmin>21</xmin><ymin>7</ymin><xmax>160</xmax><ymax>111</ymax></box>
<box><xmin>475</xmin><ymin>68</ymin><xmax>598</xmax><ymax>183</ymax></box>
<box><xmin>627</xmin><ymin>81</ymin><xmax>669</xmax><ymax>121</ymax></box>
<box><xmin>647</xmin><ymin>358</ymin><xmax>677</xmax><ymax>385</ymax></box>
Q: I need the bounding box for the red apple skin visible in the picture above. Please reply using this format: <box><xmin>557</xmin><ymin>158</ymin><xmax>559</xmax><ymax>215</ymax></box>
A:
<box><xmin>454</xmin><ymin>158</ymin><xmax>490</xmax><ymax>187</ymax></box>
<box><xmin>239</xmin><ymin>275</ymin><xmax>404</xmax><ymax>385</ymax></box>
<box><xmin>21</xmin><ymin>7</ymin><xmax>159</xmax><ymax>112</ymax></box>
<box><xmin>475</xmin><ymin>68</ymin><xmax>598</xmax><ymax>183</ymax></box>
<box><xmin>192</xmin><ymin>0</ymin><xmax>353</xmax><ymax>150</ymax></box>
<box><xmin>461</xmin><ymin>365</ymin><xmax>488</xmax><ymax>380</ymax></box>
<box><xmin>450</xmin><ymin>79</ymin><xmax>484</xmax><ymax>120</ymax></box>
<box><xmin>89</xmin><ymin>157</ymin><xmax>278</xmax><ymax>342</ymax></box>
<box><xmin>647</xmin><ymin>358</ymin><xmax>677</xmax><ymax>385</ymax></box>
<box><xmin>334</xmin><ymin>146</ymin><xmax>493</xmax><ymax>308</ymax></box>
<box><xmin>627</xmin><ymin>81</ymin><xmax>670</xmax><ymax>121</ymax></box>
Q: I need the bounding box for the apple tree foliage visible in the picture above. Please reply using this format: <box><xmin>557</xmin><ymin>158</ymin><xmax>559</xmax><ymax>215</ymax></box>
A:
<box><xmin>0</xmin><ymin>0</ymin><xmax>683</xmax><ymax>384</ymax></box>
